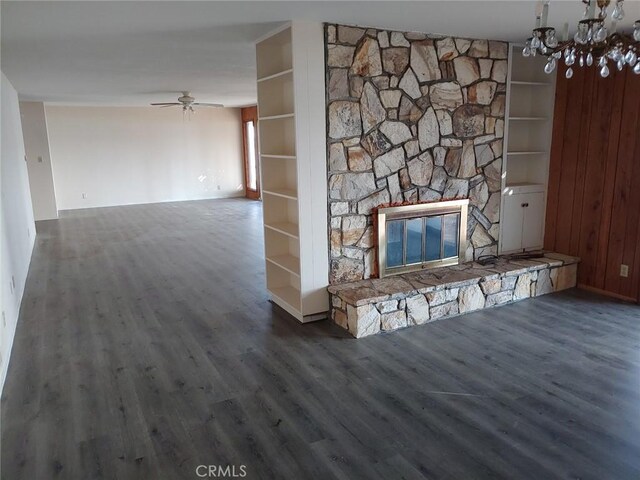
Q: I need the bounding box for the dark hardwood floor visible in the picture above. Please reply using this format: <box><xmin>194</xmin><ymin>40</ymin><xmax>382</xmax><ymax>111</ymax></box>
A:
<box><xmin>2</xmin><ymin>198</ymin><xmax>640</xmax><ymax>480</ymax></box>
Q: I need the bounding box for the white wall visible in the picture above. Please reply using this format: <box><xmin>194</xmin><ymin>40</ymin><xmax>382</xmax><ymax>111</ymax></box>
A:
<box><xmin>1</xmin><ymin>72</ymin><xmax>36</xmax><ymax>391</ymax></box>
<box><xmin>20</xmin><ymin>101</ymin><xmax>58</xmax><ymax>220</ymax></box>
<box><xmin>46</xmin><ymin>106</ymin><xmax>245</xmax><ymax>210</ymax></box>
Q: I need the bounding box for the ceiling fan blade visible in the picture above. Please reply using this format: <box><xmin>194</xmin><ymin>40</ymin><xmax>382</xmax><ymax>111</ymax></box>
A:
<box><xmin>150</xmin><ymin>102</ymin><xmax>180</xmax><ymax>106</ymax></box>
<box><xmin>193</xmin><ymin>103</ymin><xmax>224</xmax><ymax>108</ymax></box>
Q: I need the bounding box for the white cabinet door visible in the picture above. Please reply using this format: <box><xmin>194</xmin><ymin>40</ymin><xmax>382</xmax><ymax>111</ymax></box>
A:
<box><xmin>522</xmin><ymin>192</ymin><xmax>545</xmax><ymax>250</ymax></box>
<box><xmin>501</xmin><ymin>194</ymin><xmax>525</xmax><ymax>253</ymax></box>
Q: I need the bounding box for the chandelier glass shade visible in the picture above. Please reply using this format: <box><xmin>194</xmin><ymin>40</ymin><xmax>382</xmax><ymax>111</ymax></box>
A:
<box><xmin>523</xmin><ymin>0</ymin><xmax>640</xmax><ymax>79</ymax></box>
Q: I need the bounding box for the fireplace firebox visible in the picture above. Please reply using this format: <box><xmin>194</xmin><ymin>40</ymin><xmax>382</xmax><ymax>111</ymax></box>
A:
<box><xmin>376</xmin><ymin>200</ymin><xmax>469</xmax><ymax>278</ymax></box>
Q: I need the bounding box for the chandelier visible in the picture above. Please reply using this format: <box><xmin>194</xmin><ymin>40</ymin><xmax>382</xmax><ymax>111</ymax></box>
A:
<box><xmin>523</xmin><ymin>0</ymin><xmax>640</xmax><ymax>78</ymax></box>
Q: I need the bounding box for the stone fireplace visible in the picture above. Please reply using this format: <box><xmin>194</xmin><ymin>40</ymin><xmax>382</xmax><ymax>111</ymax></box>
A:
<box><xmin>377</xmin><ymin>199</ymin><xmax>469</xmax><ymax>277</ymax></box>
<box><xmin>325</xmin><ymin>23</ymin><xmax>507</xmax><ymax>286</ymax></box>
<box><xmin>324</xmin><ymin>23</ymin><xmax>580</xmax><ymax>338</ymax></box>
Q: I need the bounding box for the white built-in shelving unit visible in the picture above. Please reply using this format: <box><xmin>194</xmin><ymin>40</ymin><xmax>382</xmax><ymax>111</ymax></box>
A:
<box><xmin>500</xmin><ymin>44</ymin><xmax>557</xmax><ymax>254</ymax></box>
<box><xmin>255</xmin><ymin>22</ymin><xmax>328</xmax><ymax>322</ymax></box>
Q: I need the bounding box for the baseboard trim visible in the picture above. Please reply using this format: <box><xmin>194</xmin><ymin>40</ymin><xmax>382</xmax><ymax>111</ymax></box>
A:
<box><xmin>577</xmin><ymin>284</ymin><xmax>638</xmax><ymax>303</ymax></box>
<box><xmin>57</xmin><ymin>193</ymin><xmax>246</xmax><ymax>212</ymax></box>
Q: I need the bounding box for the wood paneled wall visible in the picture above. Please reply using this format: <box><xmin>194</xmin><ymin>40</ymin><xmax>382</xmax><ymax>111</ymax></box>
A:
<box><xmin>545</xmin><ymin>63</ymin><xmax>640</xmax><ymax>302</ymax></box>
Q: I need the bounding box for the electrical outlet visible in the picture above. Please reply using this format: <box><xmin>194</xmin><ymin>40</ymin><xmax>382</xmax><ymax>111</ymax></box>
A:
<box><xmin>82</xmin><ymin>193</ymin><xmax>87</xmax><ymax>199</ymax></box>
<box><xmin>620</xmin><ymin>264</ymin><xmax>629</xmax><ymax>278</ymax></box>
<box><xmin>37</xmin><ymin>156</ymin><xmax>43</xmax><ymax>163</ymax></box>
<box><xmin>217</xmin><ymin>185</ymin><xmax>221</xmax><ymax>190</ymax></box>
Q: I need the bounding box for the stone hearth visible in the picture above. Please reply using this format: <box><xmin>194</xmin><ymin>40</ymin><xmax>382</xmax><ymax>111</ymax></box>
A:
<box><xmin>328</xmin><ymin>253</ymin><xmax>579</xmax><ymax>338</ymax></box>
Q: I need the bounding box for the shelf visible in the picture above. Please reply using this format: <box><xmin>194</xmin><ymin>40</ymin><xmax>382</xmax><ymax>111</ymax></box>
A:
<box><xmin>266</xmin><ymin>254</ymin><xmax>300</xmax><ymax>276</ymax></box>
<box><xmin>257</xmin><ymin>68</ymin><xmax>293</xmax><ymax>83</ymax></box>
<box><xmin>264</xmin><ymin>222</ymin><xmax>299</xmax><ymax>239</ymax></box>
<box><xmin>261</xmin><ymin>154</ymin><xmax>296</xmax><ymax>160</ymax></box>
<box><xmin>263</xmin><ymin>188</ymin><xmax>298</xmax><ymax>200</ymax></box>
<box><xmin>259</xmin><ymin>113</ymin><xmax>295</xmax><ymax>121</ymax></box>
<box><xmin>510</xmin><ymin>80</ymin><xmax>552</xmax><ymax>86</ymax></box>
<box><xmin>506</xmin><ymin>151</ymin><xmax>547</xmax><ymax>156</ymax></box>
<box><xmin>509</xmin><ymin>117</ymin><xmax>548</xmax><ymax>121</ymax></box>
<box><xmin>504</xmin><ymin>183</ymin><xmax>546</xmax><ymax>194</ymax></box>
<box><xmin>269</xmin><ymin>285</ymin><xmax>302</xmax><ymax>312</ymax></box>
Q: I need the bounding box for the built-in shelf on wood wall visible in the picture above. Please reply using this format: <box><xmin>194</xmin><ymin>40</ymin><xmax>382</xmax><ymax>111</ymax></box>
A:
<box><xmin>499</xmin><ymin>44</ymin><xmax>556</xmax><ymax>254</ymax></box>
<box><xmin>256</xmin><ymin>22</ymin><xmax>328</xmax><ymax>322</ymax></box>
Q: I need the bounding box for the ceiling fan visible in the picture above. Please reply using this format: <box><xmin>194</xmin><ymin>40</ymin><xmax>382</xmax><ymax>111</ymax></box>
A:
<box><xmin>151</xmin><ymin>91</ymin><xmax>223</xmax><ymax>112</ymax></box>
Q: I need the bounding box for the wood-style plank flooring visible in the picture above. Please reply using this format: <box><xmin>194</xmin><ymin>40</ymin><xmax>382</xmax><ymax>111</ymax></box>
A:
<box><xmin>2</xmin><ymin>198</ymin><xmax>640</xmax><ymax>479</ymax></box>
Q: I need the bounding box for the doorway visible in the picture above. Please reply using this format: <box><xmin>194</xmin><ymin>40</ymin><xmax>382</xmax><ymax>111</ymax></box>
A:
<box><xmin>241</xmin><ymin>106</ymin><xmax>260</xmax><ymax>200</ymax></box>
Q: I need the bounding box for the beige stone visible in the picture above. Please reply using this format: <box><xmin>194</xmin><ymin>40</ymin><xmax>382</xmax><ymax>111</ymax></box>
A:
<box><xmin>469</xmin><ymin>181</ymin><xmax>489</xmax><ymax>210</ymax></box>
<box><xmin>342</xmin><ymin>215</ymin><xmax>367</xmax><ymax>246</ymax></box>
<box><xmin>536</xmin><ymin>268</ymin><xmax>560</xmax><ymax>296</ymax></box>
<box><xmin>348</xmin><ymin>146</ymin><xmax>372</xmax><ymax>172</ymax></box>
<box><xmin>379</xmin><ymin>120</ymin><xmax>413</xmax><ymax>145</ymax></box>
<box><xmin>513</xmin><ymin>273</ymin><xmax>533</xmax><ymax>300</ymax></box>
<box><xmin>329</xmin><ymin>101</ymin><xmax>362</xmax><ymax>139</ymax></box>
<box><xmin>350</xmin><ymin>37</ymin><xmax>383</xmax><ymax>77</ymax></box>
<box><xmin>331</xmin><ymin>257</ymin><xmax>364</xmax><ymax>284</ymax></box>
<box><xmin>453</xmin><ymin>57</ymin><xmax>480</xmax><ymax>86</ymax></box>
<box><xmin>406</xmin><ymin>294</ymin><xmax>430</xmax><ymax>324</ymax></box>
<box><xmin>471</xmin><ymin>224</ymin><xmax>493</xmax><ymax>248</ymax></box>
<box><xmin>484</xmin><ymin>158</ymin><xmax>502</xmax><ymax>192</ymax></box>
<box><xmin>475</xmin><ymin>143</ymin><xmax>494</xmax><ymax>168</ymax></box>
<box><xmin>468</xmin><ymin>81</ymin><xmax>497</xmax><ymax>105</ymax></box>
<box><xmin>485</xmin><ymin>290</ymin><xmax>512</xmax><ymax>307</ymax></box>
<box><xmin>435</xmin><ymin>110</ymin><xmax>453</xmax><ymax>136</ymax></box>
<box><xmin>459</xmin><ymin>284</ymin><xmax>486</xmax><ymax>313</ymax></box>
<box><xmin>338</xmin><ymin>25</ymin><xmax>365</xmax><ymax>45</ymax></box>
<box><xmin>489</xmin><ymin>41</ymin><xmax>508</xmax><ymax>59</ymax></box>
<box><xmin>347</xmin><ymin>304</ymin><xmax>380</xmax><ymax>338</ymax></box>
<box><xmin>329</xmin><ymin>143</ymin><xmax>348</xmax><ymax>171</ymax></box>
<box><xmin>357</xmin><ymin>188</ymin><xmax>391</xmax><ymax>215</ymax></box>
<box><xmin>436</xmin><ymin>37</ymin><xmax>458</xmax><ymax>60</ymax></box>
<box><xmin>381</xmin><ymin>310</ymin><xmax>408</xmax><ymax>331</ymax></box>
<box><xmin>382</xmin><ymin>47</ymin><xmax>410</xmax><ymax>75</ymax></box>
<box><xmin>380</xmin><ymin>89</ymin><xmax>402</xmax><ymax>108</ymax></box>
<box><xmin>429</xmin><ymin>81</ymin><xmax>463</xmax><ymax>110</ymax></box>
<box><xmin>479</xmin><ymin>59</ymin><xmax>493</xmax><ymax>79</ymax></box>
<box><xmin>418</xmin><ymin>107</ymin><xmax>440</xmax><ymax>150</ymax></box>
<box><xmin>404</xmin><ymin>139</ymin><xmax>420</xmax><ymax>158</ymax></box>
<box><xmin>443</xmin><ymin>178</ymin><xmax>469</xmax><ymax>199</ymax></box>
<box><xmin>391</xmin><ymin>31</ymin><xmax>410</xmax><ymax>47</ymax></box>
<box><xmin>468</xmin><ymin>40</ymin><xmax>489</xmax><ymax>57</ymax></box>
<box><xmin>480</xmin><ymin>278</ymin><xmax>501</xmax><ymax>295</ymax></box>
<box><xmin>407</xmin><ymin>152</ymin><xmax>434</xmax><ymax>187</ymax></box>
<box><xmin>483</xmin><ymin>192</ymin><xmax>501</xmax><ymax>223</ymax></box>
<box><xmin>555</xmin><ymin>264</ymin><xmax>577</xmax><ymax>291</ymax></box>
<box><xmin>329</xmin><ymin>172</ymin><xmax>376</xmax><ymax>200</ymax></box>
<box><xmin>411</xmin><ymin>40</ymin><xmax>441</xmax><ymax>82</ymax></box>
<box><xmin>328</xmin><ymin>44</ymin><xmax>356</xmax><ymax>68</ymax></box>
<box><xmin>328</xmin><ymin>68</ymin><xmax>349</xmax><ymax>101</ymax></box>
<box><xmin>387</xmin><ymin>173</ymin><xmax>402</xmax><ymax>203</ymax></box>
<box><xmin>399</xmin><ymin>68</ymin><xmax>422</xmax><ymax>99</ymax></box>
<box><xmin>373</xmin><ymin>146</ymin><xmax>405</xmax><ymax>177</ymax></box>
<box><xmin>360</xmin><ymin>82</ymin><xmax>386</xmax><ymax>133</ymax></box>
<box><xmin>430</xmin><ymin>301</ymin><xmax>459</xmax><ymax>320</ymax></box>
<box><xmin>459</xmin><ymin>141</ymin><xmax>477</xmax><ymax>178</ymax></box>
<box><xmin>455</xmin><ymin>38</ymin><xmax>471</xmax><ymax>54</ymax></box>
<box><xmin>452</xmin><ymin>104</ymin><xmax>485</xmax><ymax>138</ymax></box>
<box><xmin>491</xmin><ymin>60</ymin><xmax>508</xmax><ymax>83</ymax></box>
<box><xmin>377</xmin><ymin>31</ymin><xmax>389</xmax><ymax>48</ymax></box>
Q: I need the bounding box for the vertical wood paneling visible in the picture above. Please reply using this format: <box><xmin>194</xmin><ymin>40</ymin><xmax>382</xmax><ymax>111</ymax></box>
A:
<box><xmin>594</xmin><ymin>70</ymin><xmax>627</xmax><ymax>290</ymax></box>
<box><xmin>545</xmin><ymin>65</ymin><xmax>640</xmax><ymax>303</ymax></box>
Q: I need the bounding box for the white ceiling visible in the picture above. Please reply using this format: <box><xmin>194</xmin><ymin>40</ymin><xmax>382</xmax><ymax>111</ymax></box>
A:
<box><xmin>2</xmin><ymin>1</ymin><xmax>639</xmax><ymax>107</ymax></box>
